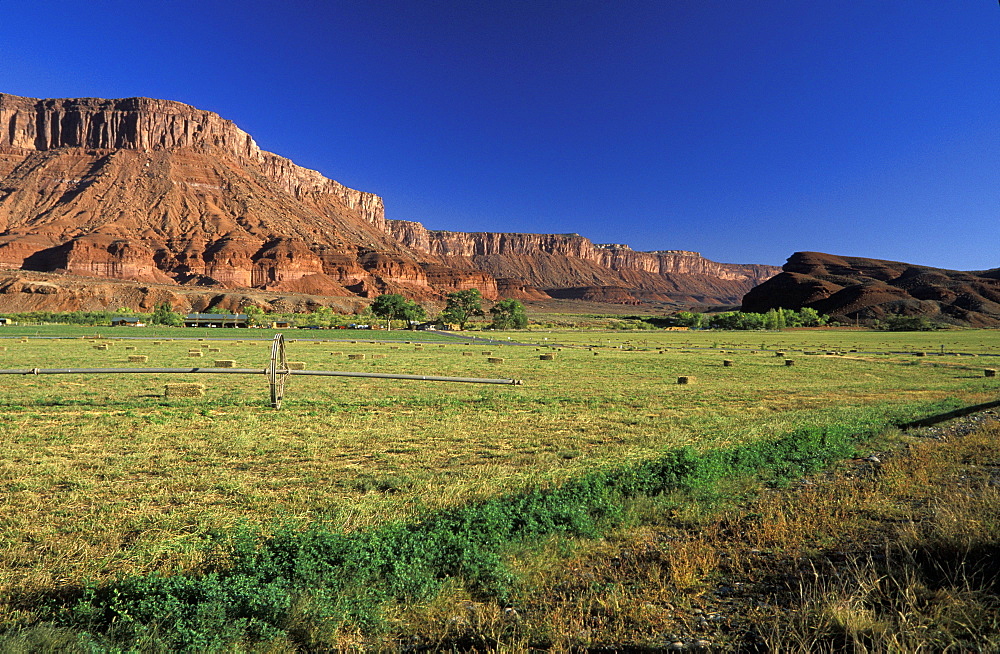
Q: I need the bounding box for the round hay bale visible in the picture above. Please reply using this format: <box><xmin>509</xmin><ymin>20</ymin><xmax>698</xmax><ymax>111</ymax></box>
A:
<box><xmin>986</xmin><ymin>369</ymin><xmax>997</xmax><ymax>378</ymax></box>
<box><xmin>677</xmin><ymin>376</ymin><xmax>695</xmax><ymax>384</ymax></box>
<box><xmin>487</xmin><ymin>357</ymin><xmax>504</xmax><ymax>363</ymax></box>
<box><xmin>539</xmin><ymin>354</ymin><xmax>555</xmax><ymax>360</ymax></box>
<box><xmin>287</xmin><ymin>361</ymin><xmax>306</xmax><ymax>370</ymax></box>
<box><xmin>348</xmin><ymin>354</ymin><xmax>366</xmax><ymax>360</ymax></box>
<box><xmin>127</xmin><ymin>355</ymin><xmax>148</xmax><ymax>363</ymax></box>
<box><xmin>214</xmin><ymin>360</ymin><xmax>236</xmax><ymax>368</ymax></box>
<box><xmin>165</xmin><ymin>383</ymin><xmax>205</xmax><ymax>398</ymax></box>
<box><xmin>723</xmin><ymin>359</ymin><xmax>733</xmax><ymax>367</ymax></box>
<box><xmin>785</xmin><ymin>359</ymin><xmax>795</xmax><ymax>366</ymax></box>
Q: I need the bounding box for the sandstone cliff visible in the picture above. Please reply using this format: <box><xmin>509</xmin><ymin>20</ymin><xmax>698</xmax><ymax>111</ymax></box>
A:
<box><xmin>388</xmin><ymin>220</ymin><xmax>778</xmax><ymax>304</ymax></box>
<box><xmin>742</xmin><ymin>252</ymin><xmax>1000</xmax><ymax>327</ymax></box>
<box><xmin>0</xmin><ymin>92</ymin><xmax>779</xmax><ymax>312</ymax></box>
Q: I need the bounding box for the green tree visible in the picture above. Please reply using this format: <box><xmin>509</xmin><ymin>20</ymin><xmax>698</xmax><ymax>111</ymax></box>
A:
<box><xmin>763</xmin><ymin>308</ymin><xmax>787</xmax><ymax>330</ymax></box>
<box><xmin>370</xmin><ymin>294</ymin><xmax>426</xmax><ymax>330</ymax></box>
<box><xmin>303</xmin><ymin>306</ymin><xmax>336</xmax><ymax>328</ymax></box>
<box><xmin>674</xmin><ymin>311</ymin><xmax>707</xmax><ymax>329</ymax></box>
<box><xmin>439</xmin><ymin>289</ymin><xmax>484</xmax><ymax>330</ymax></box>
<box><xmin>489</xmin><ymin>299</ymin><xmax>528</xmax><ymax>329</ymax></box>
<box><xmin>242</xmin><ymin>305</ymin><xmax>266</xmax><ymax>327</ymax></box>
<box><xmin>797</xmin><ymin>307</ymin><xmax>826</xmax><ymax>327</ymax></box>
<box><xmin>150</xmin><ymin>302</ymin><xmax>183</xmax><ymax>327</ymax></box>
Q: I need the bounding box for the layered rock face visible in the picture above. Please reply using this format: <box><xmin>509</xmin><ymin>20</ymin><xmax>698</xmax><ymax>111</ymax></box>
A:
<box><xmin>388</xmin><ymin>220</ymin><xmax>779</xmax><ymax>304</ymax></box>
<box><xmin>0</xmin><ymin>93</ymin><xmax>431</xmax><ymax>299</ymax></box>
<box><xmin>742</xmin><ymin>252</ymin><xmax>1000</xmax><ymax>327</ymax></box>
<box><xmin>0</xmin><ymin>92</ymin><xmax>779</xmax><ymax>311</ymax></box>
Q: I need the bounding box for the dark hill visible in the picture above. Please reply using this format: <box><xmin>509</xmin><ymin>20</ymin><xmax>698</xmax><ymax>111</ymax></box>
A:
<box><xmin>742</xmin><ymin>252</ymin><xmax>1000</xmax><ymax>327</ymax></box>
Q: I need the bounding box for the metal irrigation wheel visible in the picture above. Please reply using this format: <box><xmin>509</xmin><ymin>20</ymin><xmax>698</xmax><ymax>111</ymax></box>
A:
<box><xmin>268</xmin><ymin>333</ymin><xmax>289</xmax><ymax>409</ymax></box>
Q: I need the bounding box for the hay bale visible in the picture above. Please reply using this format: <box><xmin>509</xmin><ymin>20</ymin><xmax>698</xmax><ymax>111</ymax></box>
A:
<box><xmin>348</xmin><ymin>354</ymin><xmax>366</xmax><ymax>360</ymax></box>
<box><xmin>127</xmin><ymin>355</ymin><xmax>148</xmax><ymax>363</ymax></box>
<box><xmin>785</xmin><ymin>359</ymin><xmax>795</xmax><ymax>366</ymax></box>
<box><xmin>288</xmin><ymin>361</ymin><xmax>306</xmax><ymax>370</ymax></box>
<box><xmin>482</xmin><ymin>351</ymin><xmax>493</xmax><ymax>356</ymax></box>
<box><xmin>214</xmin><ymin>360</ymin><xmax>236</xmax><ymax>368</ymax></box>
<box><xmin>915</xmin><ymin>352</ymin><xmax>926</xmax><ymax>357</ymax></box>
<box><xmin>986</xmin><ymin>369</ymin><xmax>997</xmax><ymax>378</ymax></box>
<box><xmin>152</xmin><ymin>341</ymin><xmax>161</xmax><ymax>345</ymax></box>
<box><xmin>371</xmin><ymin>354</ymin><xmax>387</xmax><ymax>359</ymax></box>
<box><xmin>165</xmin><ymin>383</ymin><xmax>205</xmax><ymax>397</ymax></box>
<box><xmin>0</xmin><ymin>346</ymin><xmax>6</xmax><ymax>352</ymax></box>
<box><xmin>94</xmin><ymin>344</ymin><xmax>109</xmax><ymax>350</ymax></box>
<box><xmin>775</xmin><ymin>351</ymin><xmax>785</xmax><ymax>357</ymax></box>
<box><xmin>208</xmin><ymin>347</ymin><xmax>221</xmax><ymax>353</ymax></box>
<box><xmin>487</xmin><ymin>357</ymin><xmax>505</xmax><ymax>363</ymax></box>
<box><xmin>723</xmin><ymin>359</ymin><xmax>733</xmax><ymax>367</ymax></box>
<box><xmin>539</xmin><ymin>354</ymin><xmax>555</xmax><ymax>360</ymax></box>
<box><xmin>188</xmin><ymin>351</ymin><xmax>204</xmax><ymax>357</ymax></box>
<box><xmin>390</xmin><ymin>346</ymin><xmax>400</xmax><ymax>350</ymax></box>
<box><xmin>329</xmin><ymin>351</ymin><xmax>343</xmax><ymax>356</ymax></box>
<box><xmin>677</xmin><ymin>376</ymin><xmax>695</xmax><ymax>384</ymax></box>
<box><xmin>463</xmin><ymin>351</ymin><xmax>474</xmax><ymax>356</ymax></box>
<box><xmin>125</xmin><ymin>346</ymin><xmax>136</xmax><ymax>351</ymax></box>
<box><xmin>197</xmin><ymin>338</ymin><xmax>204</xmax><ymax>342</ymax></box>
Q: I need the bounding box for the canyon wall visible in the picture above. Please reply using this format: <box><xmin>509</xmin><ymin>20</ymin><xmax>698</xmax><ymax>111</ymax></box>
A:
<box><xmin>388</xmin><ymin>220</ymin><xmax>779</xmax><ymax>301</ymax></box>
<box><xmin>0</xmin><ymin>92</ymin><xmax>781</xmax><ymax>310</ymax></box>
<box><xmin>0</xmin><ymin>93</ymin><xmax>386</xmax><ymax>230</ymax></box>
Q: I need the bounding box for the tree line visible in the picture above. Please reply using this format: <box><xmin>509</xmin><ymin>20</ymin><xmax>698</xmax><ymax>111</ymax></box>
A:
<box><xmin>0</xmin><ymin>292</ymin><xmax>530</xmax><ymax>331</ymax></box>
<box><xmin>673</xmin><ymin>307</ymin><xmax>828</xmax><ymax>330</ymax></box>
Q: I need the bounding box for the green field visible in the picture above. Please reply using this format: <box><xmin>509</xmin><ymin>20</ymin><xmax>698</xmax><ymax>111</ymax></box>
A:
<box><xmin>1</xmin><ymin>326</ymin><xmax>998</xmax><ymax>648</ymax></box>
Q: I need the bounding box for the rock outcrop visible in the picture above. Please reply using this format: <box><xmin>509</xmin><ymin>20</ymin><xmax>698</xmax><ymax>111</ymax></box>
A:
<box><xmin>742</xmin><ymin>252</ymin><xmax>1000</xmax><ymax>327</ymax></box>
<box><xmin>388</xmin><ymin>220</ymin><xmax>778</xmax><ymax>304</ymax></box>
<box><xmin>0</xmin><ymin>92</ymin><xmax>780</xmax><ymax>312</ymax></box>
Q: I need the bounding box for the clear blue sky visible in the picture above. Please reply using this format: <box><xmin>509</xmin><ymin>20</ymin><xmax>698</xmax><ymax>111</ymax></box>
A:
<box><xmin>2</xmin><ymin>1</ymin><xmax>998</xmax><ymax>270</ymax></box>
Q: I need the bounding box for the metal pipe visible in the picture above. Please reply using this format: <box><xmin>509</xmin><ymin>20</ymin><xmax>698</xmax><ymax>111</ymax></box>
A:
<box><xmin>286</xmin><ymin>370</ymin><xmax>522</xmax><ymax>384</ymax></box>
<box><xmin>0</xmin><ymin>367</ymin><xmax>522</xmax><ymax>385</ymax></box>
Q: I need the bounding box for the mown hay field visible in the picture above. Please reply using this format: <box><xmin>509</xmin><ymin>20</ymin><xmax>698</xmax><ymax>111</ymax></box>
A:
<box><xmin>0</xmin><ymin>327</ymin><xmax>998</xmax><ymax>627</ymax></box>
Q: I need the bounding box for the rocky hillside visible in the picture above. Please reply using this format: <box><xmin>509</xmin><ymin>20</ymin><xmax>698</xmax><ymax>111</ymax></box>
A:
<box><xmin>742</xmin><ymin>251</ymin><xmax>1000</xmax><ymax>326</ymax></box>
<box><xmin>0</xmin><ymin>93</ymin><xmax>778</xmax><ymax>311</ymax></box>
<box><xmin>388</xmin><ymin>221</ymin><xmax>778</xmax><ymax>304</ymax></box>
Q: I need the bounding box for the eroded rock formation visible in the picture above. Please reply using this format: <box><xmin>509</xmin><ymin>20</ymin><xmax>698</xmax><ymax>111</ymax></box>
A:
<box><xmin>742</xmin><ymin>252</ymin><xmax>1000</xmax><ymax>327</ymax></box>
<box><xmin>0</xmin><ymin>92</ymin><xmax>780</xmax><ymax>312</ymax></box>
<box><xmin>388</xmin><ymin>220</ymin><xmax>778</xmax><ymax>304</ymax></box>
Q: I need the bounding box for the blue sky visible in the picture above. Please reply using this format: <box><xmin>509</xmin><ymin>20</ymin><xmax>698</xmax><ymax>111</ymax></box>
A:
<box><xmin>2</xmin><ymin>1</ymin><xmax>998</xmax><ymax>270</ymax></box>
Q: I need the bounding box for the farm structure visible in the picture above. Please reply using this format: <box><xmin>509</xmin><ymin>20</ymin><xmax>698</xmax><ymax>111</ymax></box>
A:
<box><xmin>0</xmin><ymin>334</ymin><xmax>522</xmax><ymax>409</ymax></box>
<box><xmin>184</xmin><ymin>313</ymin><xmax>249</xmax><ymax>328</ymax></box>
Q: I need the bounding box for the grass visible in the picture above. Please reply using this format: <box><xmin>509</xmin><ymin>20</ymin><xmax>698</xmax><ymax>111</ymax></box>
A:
<box><xmin>0</xmin><ymin>326</ymin><xmax>998</xmax><ymax>648</ymax></box>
